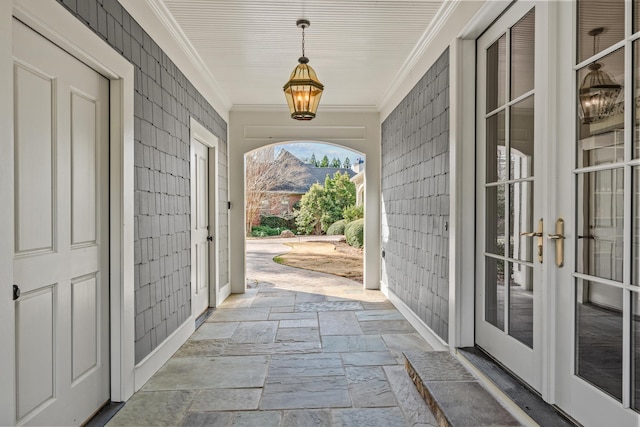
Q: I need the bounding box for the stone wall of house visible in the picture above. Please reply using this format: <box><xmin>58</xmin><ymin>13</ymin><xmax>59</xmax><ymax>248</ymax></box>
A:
<box><xmin>57</xmin><ymin>0</ymin><xmax>229</xmax><ymax>362</ymax></box>
<box><xmin>381</xmin><ymin>49</ymin><xmax>450</xmax><ymax>342</ymax></box>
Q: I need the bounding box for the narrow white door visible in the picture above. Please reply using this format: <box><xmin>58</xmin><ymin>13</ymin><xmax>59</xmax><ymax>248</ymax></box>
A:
<box><xmin>191</xmin><ymin>140</ymin><xmax>210</xmax><ymax>317</ymax></box>
<box><xmin>475</xmin><ymin>2</ymin><xmax>542</xmax><ymax>391</ymax></box>
<box><xmin>12</xmin><ymin>19</ymin><xmax>109</xmax><ymax>426</ymax></box>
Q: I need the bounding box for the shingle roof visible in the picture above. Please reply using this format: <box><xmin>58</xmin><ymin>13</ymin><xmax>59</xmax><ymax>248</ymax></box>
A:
<box><xmin>268</xmin><ymin>150</ymin><xmax>356</xmax><ymax>194</ymax></box>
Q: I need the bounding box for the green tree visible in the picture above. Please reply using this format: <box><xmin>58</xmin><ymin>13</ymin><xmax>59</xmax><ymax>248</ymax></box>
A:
<box><xmin>295</xmin><ymin>172</ymin><xmax>356</xmax><ymax>234</ymax></box>
<box><xmin>343</xmin><ymin>157</ymin><xmax>351</xmax><ymax>169</ymax></box>
<box><xmin>319</xmin><ymin>155</ymin><xmax>330</xmax><ymax>167</ymax></box>
<box><xmin>309</xmin><ymin>153</ymin><xmax>318</xmax><ymax>167</ymax></box>
<box><xmin>295</xmin><ymin>183</ymin><xmax>325</xmax><ymax>234</ymax></box>
<box><xmin>330</xmin><ymin>157</ymin><xmax>341</xmax><ymax>168</ymax></box>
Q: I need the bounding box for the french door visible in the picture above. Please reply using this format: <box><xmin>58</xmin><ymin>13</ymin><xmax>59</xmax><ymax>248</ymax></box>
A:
<box><xmin>553</xmin><ymin>1</ymin><xmax>640</xmax><ymax>425</ymax></box>
<box><xmin>475</xmin><ymin>2</ymin><xmax>542</xmax><ymax>391</ymax></box>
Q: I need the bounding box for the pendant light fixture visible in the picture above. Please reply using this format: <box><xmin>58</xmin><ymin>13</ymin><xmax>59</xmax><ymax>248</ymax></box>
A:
<box><xmin>283</xmin><ymin>19</ymin><xmax>324</xmax><ymax>121</ymax></box>
<box><xmin>579</xmin><ymin>27</ymin><xmax>622</xmax><ymax>124</ymax></box>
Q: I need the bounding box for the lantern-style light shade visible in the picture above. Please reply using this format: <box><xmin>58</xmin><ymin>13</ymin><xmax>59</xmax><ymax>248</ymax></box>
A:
<box><xmin>283</xmin><ymin>57</ymin><xmax>324</xmax><ymax>121</ymax></box>
<box><xmin>579</xmin><ymin>62</ymin><xmax>622</xmax><ymax>124</ymax></box>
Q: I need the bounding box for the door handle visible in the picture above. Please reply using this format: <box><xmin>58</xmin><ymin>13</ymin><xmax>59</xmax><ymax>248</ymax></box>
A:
<box><xmin>520</xmin><ymin>218</ymin><xmax>544</xmax><ymax>263</ymax></box>
<box><xmin>206</xmin><ymin>235</ymin><xmax>213</xmax><ymax>242</ymax></box>
<box><xmin>547</xmin><ymin>218</ymin><xmax>565</xmax><ymax>267</ymax></box>
<box><xmin>13</xmin><ymin>284</ymin><xmax>20</xmax><ymax>301</ymax></box>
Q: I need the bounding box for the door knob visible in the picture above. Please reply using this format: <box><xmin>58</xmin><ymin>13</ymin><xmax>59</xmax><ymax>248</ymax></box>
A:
<box><xmin>206</xmin><ymin>235</ymin><xmax>213</xmax><ymax>242</ymax></box>
<box><xmin>13</xmin><ymin>284</ymin><xmax>20</xmax><ymax>301</ymax></box>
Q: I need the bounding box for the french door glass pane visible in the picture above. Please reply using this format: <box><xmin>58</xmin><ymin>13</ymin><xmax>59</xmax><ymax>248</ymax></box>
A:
<box><xmin>631</xmin><ymin>39</ymin><xmax>640</xmax><ymax>159</ymax></box>
<box><xmin>487</xmin><ymin>34</ymin><xmax>506</xmax><ymax>112</ymax></box>
<box><xmin>510</xmin><ymin>96</ymin><xmax>535</xmax><ymax>180</ymax></box>
<box><xmin>509</xmin><ymin>182</ymin><xmax>534</xmax><ymax>262</ymax></box>
<box><xmin>486</xmin><ymin>257</ymin><xmax>505</xmax><ymax>330</ymax></box>
<box><xmin>575</xmin><ymin>280</ymin><xmax>623</xmax><ymax>401</ymax></box>
<box><xmin>509</xmin><ymin>262</ymin><xmax>533</xmax><ymax>348</ymax></box>
<box><xmin>576</xmin><ymin>169</ymin><xmax>624</xmax><ymax>282</ymax></box>
<box><xmin>577</xmin><ymin>48</ymin><xmax>624</xmax><ymax>151</ymax></box>
<box><xmin>633</xmin><ymin>291</ymin><xmax>640</xmax><ymax>410</ymax></box>
<box><xmin>487</xmin><ymin>111</ymin><xmax>506</xmax><ymax>183</ymax></box>
<box><xmin>634</xmin><ymin>167</ymin><xmax>640</xmax><ymax>286</ymax></box>
<box><xmin>486</xmin><ymin>186</ymin><xmax>505</xmax><ymax>255</ymax></box>
<box><xmin>636</xmin><ymin>0</ymin><xmax>640</xmax><ymax>35</ymax></box>
<box><xmin>577</xmin><ymin>0</ymin><xmax>624</xmax><ymax>64</ymax></box>
<box><xmin>510</xmin><ymin>10</ymin><xmax>535</xmax><ymax>101</ymax></box>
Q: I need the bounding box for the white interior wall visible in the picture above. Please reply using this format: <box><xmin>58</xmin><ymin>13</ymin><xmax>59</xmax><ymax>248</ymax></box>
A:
<box><xmin>229</xmin><ymin>110</ymin><xmax>381</xmax><ymax>292</ymax></box>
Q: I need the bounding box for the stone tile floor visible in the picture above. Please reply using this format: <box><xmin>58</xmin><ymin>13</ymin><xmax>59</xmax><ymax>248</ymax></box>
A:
<box><xmin>107</xmin><ymin>238</ymin><xmax>439</xmax><ymax>426</ymax></box>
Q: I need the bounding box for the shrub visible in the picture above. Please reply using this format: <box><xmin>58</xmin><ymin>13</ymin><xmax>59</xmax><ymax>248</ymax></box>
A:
<box><xmin>250</xmin><ymin>225</ymin><xmax>289</xmax><ymax>237</ymax></box>
<box><xmin>260</xmin><ymin>214</ymin><xmax>297</xmax><ymax>232</ymax></box>
<box><xmin>326</xmin><ymin>219</ymin><xmax>347</xmax><ymax>236</ymax></box>
<box><xmin>342</xmin><ymin>204</ymin><xmax>364</xmax><ymax>223</ymax></box>
<box><xmin>345</xmin><ymin>218</ymin><xmax>364</xmax><ymax>248</ymax></box>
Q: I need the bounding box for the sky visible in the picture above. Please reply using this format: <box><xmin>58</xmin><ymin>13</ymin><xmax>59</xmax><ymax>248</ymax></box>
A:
<box><xmin>274</xmin><ymin>142</ymin><xmax>363</xmax><ymax>165</ymax></box>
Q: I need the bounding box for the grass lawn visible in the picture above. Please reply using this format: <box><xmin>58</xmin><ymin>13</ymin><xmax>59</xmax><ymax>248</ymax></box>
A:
<box><xmin>274</xmin><ymin>240</ymin><xmax>363</xmax><ymax>283</ymax></box>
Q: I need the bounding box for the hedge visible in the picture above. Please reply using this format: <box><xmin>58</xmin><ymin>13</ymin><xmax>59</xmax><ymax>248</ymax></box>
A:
<box><xmin>345</xmin><ymin>218</ymin><xmax>364</xmax><ymax>248</ymax></box>
<box><xmin>260</xmin><ymin>214</ymin><xmax>297</xmax><ymax>232</ymax></box>
<box><xmin>251</xmin><ymin>225</ymin><xmax>289</xmax><ymax>237</ymax></box>
<box><xmin>326</xmin><ymin>219</ymin><xmax>347</xmax><ymax>236</ymax></box>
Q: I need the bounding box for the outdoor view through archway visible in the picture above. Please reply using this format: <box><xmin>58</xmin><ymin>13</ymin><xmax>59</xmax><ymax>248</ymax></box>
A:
<box><xmin>244</xmin><ymin>142</ymin><xmax>365</xmax><ymax>286</ymax></box>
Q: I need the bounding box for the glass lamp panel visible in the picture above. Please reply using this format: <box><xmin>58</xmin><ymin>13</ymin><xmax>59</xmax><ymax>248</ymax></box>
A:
<box><xmin>577</xmin><ymin>1</ymin><xmax>624</xmax><ymax>64</ymax></box>
<box><xmin>487</xmin><ymin>34</ymin><xmax>507</xmax><ymax>112</ymax></box>
<box><xmin>577</xmin><ymin>49</ymin><xmax>624</xmax><ymax>166</ymax></box>
<box><xmin>510</xmin><ymin>96</ymin><xmax>534</xmax><ymax>180</ymax></box>
<box><xmin>510</xmin><ymin>9</ymin><xmax>535</xmax><ymax>101</ymax></box>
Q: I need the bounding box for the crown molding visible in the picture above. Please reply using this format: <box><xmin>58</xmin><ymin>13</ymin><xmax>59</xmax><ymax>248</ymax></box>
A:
<box><xmin>231</xmin><ymin>104</ymin><xmax>380</xmax><ymax>114</ymax></box>
<box><xmin>377</xmin><ymin>0</ymin><xmax>460</xmax><ymax>112</ymax></box>
<box><xmin>127</xmin><ymin>0</ymin><xmax>232</xmax><ymax>114</ymax></box>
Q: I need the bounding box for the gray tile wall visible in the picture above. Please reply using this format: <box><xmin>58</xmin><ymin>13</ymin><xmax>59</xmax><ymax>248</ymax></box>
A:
<box><xmin>381</xmin><ymin>49</ymin><xmax>450</xmax><ymax>342</ymax></box>
<box><xmin>57</xmin><ymin>0</ymin><xmax>229</xmax><ymax>362</ymax></box>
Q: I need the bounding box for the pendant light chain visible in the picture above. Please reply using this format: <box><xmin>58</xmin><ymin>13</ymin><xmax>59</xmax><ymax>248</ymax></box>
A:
<box><xmin>301</xmin><ymin>25</ymin><xmax>306</xmax><ymax>58</ymax></box>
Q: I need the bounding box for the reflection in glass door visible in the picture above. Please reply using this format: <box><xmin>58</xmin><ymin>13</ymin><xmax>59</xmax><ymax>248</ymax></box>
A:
<box><xmin>476</xmin><ymin>4</ymin><xmax>540</xmax><ymax>391</ymax></box>
<box><xmin>562</xmin><ymin>0</ymin><xmax>640</xmax><ymax>423</ymax></box>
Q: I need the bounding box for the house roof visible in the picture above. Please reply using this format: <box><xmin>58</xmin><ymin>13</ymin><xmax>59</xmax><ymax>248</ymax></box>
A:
<box><xmin>269</xmin><ymin>150</ymin><xmax>356</xmax><ymax>194</ymax></box>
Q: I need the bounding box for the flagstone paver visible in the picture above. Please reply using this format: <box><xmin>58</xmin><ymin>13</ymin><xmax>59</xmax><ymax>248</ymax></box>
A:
<box><xmin>107</xmin><ymin>237</ymin><xmax>439</xmax><ymax>426</ymax></box>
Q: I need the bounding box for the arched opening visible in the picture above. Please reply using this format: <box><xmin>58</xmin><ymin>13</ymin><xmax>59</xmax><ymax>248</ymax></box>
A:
<box><xmin>228</xmin><ymin>110</ymin><xmax>381</xmax><ymax>294</ymax></box>
<box><xmin>244</xmin><ymin>141</ymin><xmax>365</xmax><ymax>286</ymax></box>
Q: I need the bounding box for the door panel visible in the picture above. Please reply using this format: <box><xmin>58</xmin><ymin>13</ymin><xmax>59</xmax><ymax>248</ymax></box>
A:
<box><xmin>476</xmin><ymin>2</ymin><xmax>540</xmax><ymax>390</ymax></box>
<box><xmin>13</xmin><ymin>19</ymin><xmax>109</xmax><ymax>426</ymax></box>
<box><xmin>191</xmin><ymin>140</ymin><xmax>210</xmax><ymax>317</ymax></box>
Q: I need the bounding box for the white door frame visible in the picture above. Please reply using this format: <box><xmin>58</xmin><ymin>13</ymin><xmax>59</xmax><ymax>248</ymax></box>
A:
<box><xmin>190</xmin><ymin>118</ymin><xmax>226</xmax><ymax>312</ymax></box>
<box><xmin>0</xmin><ymin>1</ymin><xmax>136</xmax><ymax>423</ymax></box>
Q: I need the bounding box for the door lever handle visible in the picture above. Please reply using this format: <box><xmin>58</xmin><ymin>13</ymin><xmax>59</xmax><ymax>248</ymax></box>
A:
<box><xmin>520</xmin><ymin>219</ymin><xmax>544</xmax><ymax>263</ymax></box>
<box><xmin>520</xmin><ymin>231</ymin><xmax>543</xmax><ymax>237</ymax></box>
<box><xmin>206</xmin><ymin>235</ymin><xmax>213</xmax><ymax>242</ymax></box>
<box><xmin>549</xmin><ymin>219</ymin><xmax>565</xmax><ymax>267</ymax></box>
<box><xmin>547</xmin><ymin>234</ymin><xmax>565</xmax><ymax>240</ymax></box>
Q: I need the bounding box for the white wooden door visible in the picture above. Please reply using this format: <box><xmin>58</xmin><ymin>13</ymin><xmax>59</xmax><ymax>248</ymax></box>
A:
<box><xmin>12</xmin><ymin>19</ymin><xmax>109</xmax><ymax>426</ymax></box>
<box><xmin>552</xmin><ymin>1</ymin><xmax>639</xmax><ymax>425</ymax></box>
<box><xmin>475</xmin><ymin>2</ymin><xmax>542</xmax><ymax>391</ymax></box>
<box><xmin>191</xmin><ymin>140</ymin><xmax>211</xmax><ymax>317</ymax></box>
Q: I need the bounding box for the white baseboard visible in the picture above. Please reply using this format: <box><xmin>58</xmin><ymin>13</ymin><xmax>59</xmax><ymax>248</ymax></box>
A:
<box><xmin>384</xmin><ymin>286</ymin><xmax>448</xmax><ymax>352</ymax></box>
<box><xmin>218</xmin><ymin>282</ymin><xmax>231</xmax><ymax>305</ymax></box>
<box><xmin>134</xmin><ymin>316</ymin><xmax>195</xmax><ymax>391</ymax></box>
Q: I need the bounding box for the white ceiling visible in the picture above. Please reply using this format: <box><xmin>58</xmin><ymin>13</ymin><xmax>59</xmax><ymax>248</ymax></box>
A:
<box><xmin>157</xmin><ymin>0</ymin><xmax>447</xmax><ymax>110</ymax></box>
